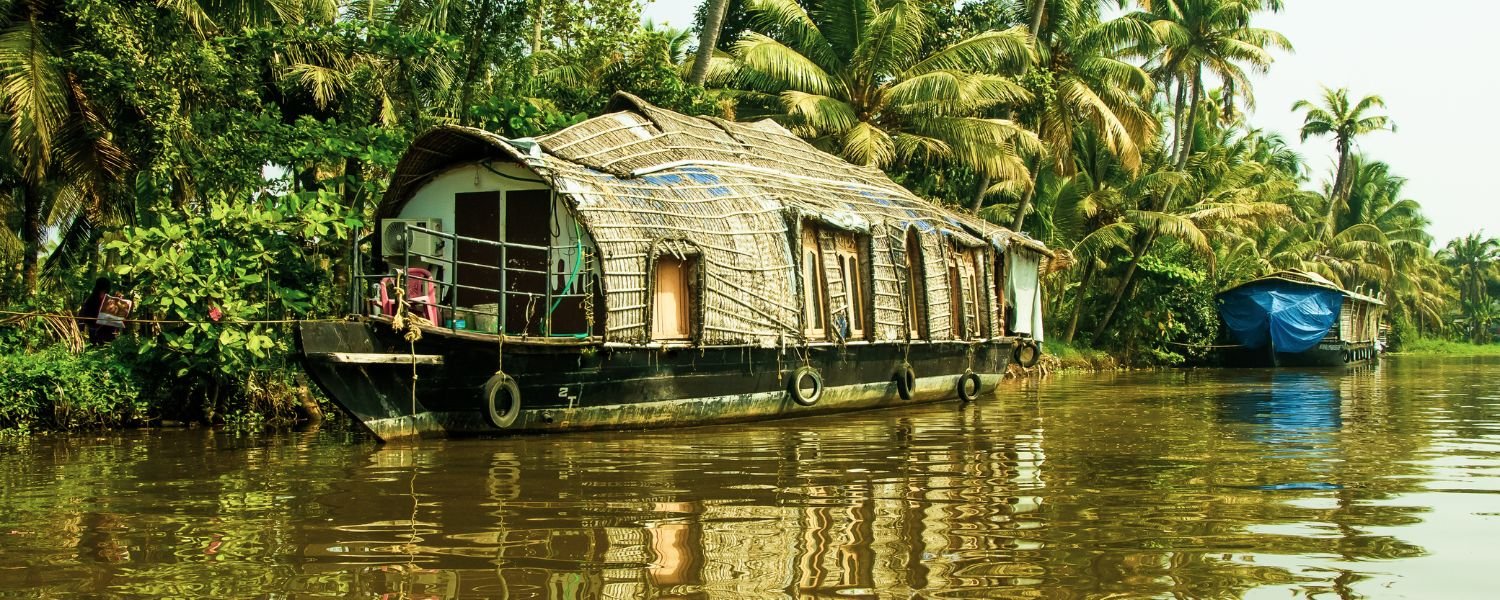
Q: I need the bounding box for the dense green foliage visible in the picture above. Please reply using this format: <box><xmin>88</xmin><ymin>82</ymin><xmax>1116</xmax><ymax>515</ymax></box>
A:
<box><xmin>106</xmin><ymin>191</ymin><xmax>356</xmax><ymax>393</ymax></box>
<box><xmin>1</xmin><ymin>0</ymin><xmax>1495</xmax><ymax>428</ymax></box>
<box><xmin>0</xmin><ymin>347</ymin><xmax>145</xmax><ymax>431</ymax></box>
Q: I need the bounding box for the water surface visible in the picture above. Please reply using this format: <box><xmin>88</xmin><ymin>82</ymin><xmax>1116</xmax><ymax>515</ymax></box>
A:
<box><xmin>2</xmin><ymin>356</ymin><xmax>1498</xmax><ymax>598</ymax></box>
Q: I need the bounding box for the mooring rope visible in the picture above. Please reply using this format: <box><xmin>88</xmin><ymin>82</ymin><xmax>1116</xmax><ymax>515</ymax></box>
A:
<box><xmin>0</xmin><ymin>308</ymin><xmax>346</xmax><ymax>326</ymax></box>
<box><xmin>1161</xmin><ymin>340</ymin><xmax>1245</xmax><ymax>349</ymax></box>
<box><xmin>389</xmin><ymin>270</ymin><xmax>425</xmax><ymax>430</ymax></box>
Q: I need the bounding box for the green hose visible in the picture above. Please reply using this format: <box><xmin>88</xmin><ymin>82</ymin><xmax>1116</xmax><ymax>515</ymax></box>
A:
<box><xmin>546</xmin><ymin>218</ymin><xmax>587</xmax><ymax>337</ymax></box>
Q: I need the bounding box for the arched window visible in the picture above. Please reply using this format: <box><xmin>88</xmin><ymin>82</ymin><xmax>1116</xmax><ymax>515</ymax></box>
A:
<box><xmin>904</xmin><ymin>229</ymin><xmax>928</xmax><ymax>339</ymax></box>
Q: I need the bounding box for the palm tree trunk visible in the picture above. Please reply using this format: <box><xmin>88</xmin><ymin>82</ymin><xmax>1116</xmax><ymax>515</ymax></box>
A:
<box><xmin>1009</xmin><ymin>155</ymin><xmax>1043</xmax><ymax>232</ymax></box>
<box><xmin>1330</xmin><ymin>139</ymin><xmax>1351</xmax><ymax>219</ymax></box>
<box><xmin>20</xmin><ymin>183</ymin><xmax>42</xmax><ymax>294</ymax></box>
<box><xmin>689</xmin><ymin>0</ymin><xmax>730</xmax><ymax>86</ymax></box>
<box><xmin>529</xmin><ymin>0</ymin><xmax>545</xmax><ymax>77</ymax></box>
<box><xmin>1176</xmin><ymin>68</ymin><xmax>1203</xmax><ymax>169</ymax></box>
<box><xmin>1062</xmin><ymin>261</ymin><xmax>1095</xmax><ymax>344</ymax></box>
<box><xmin>1029</xmin><ymin>0</ymin><xmax>1046</xmax><ymax>40</ymax></box>
<box><xmin>1170</xmin><ymin>75</ymin><xmax>1187</xmax><ymax>161</ymax></box>
<box><xmin>970</xmin><ymin>174</ymin><xmax>990</xmax><ymax>214</ymax></box>
<box><xmin>1093</xmin><ymin>230</ymin><xmax>1159</xmax><ymax>343</ymax></box>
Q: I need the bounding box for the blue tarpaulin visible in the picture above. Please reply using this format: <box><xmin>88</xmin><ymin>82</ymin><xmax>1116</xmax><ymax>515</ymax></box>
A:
<box><xmin>1217</xmin><ymin>281</ymin><xmax>1343</xmax><ymax>353</ymax></box>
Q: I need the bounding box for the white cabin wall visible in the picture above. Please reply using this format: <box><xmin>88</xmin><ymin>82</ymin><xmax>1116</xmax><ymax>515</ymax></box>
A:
<box><xmin>395</xmin><ymin>161</ymin><xmax>589</xmax><ymax>291</ymax></box>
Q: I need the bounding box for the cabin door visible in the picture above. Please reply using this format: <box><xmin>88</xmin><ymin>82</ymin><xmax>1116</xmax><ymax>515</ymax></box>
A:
<box><xmin>505</xmin><ymin>189</ymin><xmax>551</xmax><ymax>336</ymax></box>
<box><xmin>454</xmin><ymin>191</ymin><xmax>501</xmax><ymax>308</ymax></box>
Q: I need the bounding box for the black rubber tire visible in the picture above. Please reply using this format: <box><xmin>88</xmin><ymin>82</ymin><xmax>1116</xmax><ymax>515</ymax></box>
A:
<box><xmin>483</xmin><ymin>373</ymin><xmax>522</xmax><ymax>429</ymax></box>
<box><xmin>1342</xmin><ymin>349</ymin><xmax>1352</xmax><ymax>363</ymax></box>
<box><xmin>1014</xmin><ymin>341</ymin><xmax>1041</xmax><ymax>368</ymax></box>
<box><xmin>956</xmin><ymin>370</ymin><xmax>982</xmax><ymax>403</ymax></box>
<box><xmin>895</xmin><ymin>364</ymin><xmax>917</xmax><ymax>400</ymax></box>
<box><xmin>788</xmin><ymin>365</ymin><xmax>823</xmax><ymax>406</ymax></box>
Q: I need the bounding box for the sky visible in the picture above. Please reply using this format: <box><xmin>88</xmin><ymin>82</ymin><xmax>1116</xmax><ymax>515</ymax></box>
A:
<box><xmin>640</xmin><ymin>0</ymin><xmax>1498</xmax><ymax>246</ymax></box>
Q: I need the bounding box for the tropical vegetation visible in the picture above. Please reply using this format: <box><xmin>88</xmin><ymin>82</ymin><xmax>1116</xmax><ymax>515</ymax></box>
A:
<box><xmin>0</xmin><ymin>0</ymin><xmax>1492</xmax><ymax>429</ymax></box>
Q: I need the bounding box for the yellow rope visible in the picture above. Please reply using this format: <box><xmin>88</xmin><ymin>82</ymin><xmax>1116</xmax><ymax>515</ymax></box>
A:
<box><xmin>390</xmin><ymin>271</ymin><xmax>423</xmax><ymax>429</ymax></box>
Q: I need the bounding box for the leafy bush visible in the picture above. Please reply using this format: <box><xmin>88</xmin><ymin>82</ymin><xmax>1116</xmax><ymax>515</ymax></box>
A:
<box><xmin>469</xmin><ymin>95</ymin><xmax>586</xmax><ymax>138</ymax></box>
<box><xmin>106</xmin><ymin>191</ymin><xmax>358</xmax><ymax>413</ymax></box>
<box><xmin>0</xmin><ymin>347</ymin><xmax>147</xmax><ymax>430</ymax></box>
<box><xmin>1105</xmin><ymin>253</ymin><xmax>1221</xmax><ymax>365</ymax></box>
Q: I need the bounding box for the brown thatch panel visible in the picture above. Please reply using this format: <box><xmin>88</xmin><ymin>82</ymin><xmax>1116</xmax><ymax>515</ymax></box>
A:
<box><xmin>869</xmin><ymin>224</ymin><xmax>905</xmax><ymax>341</ymax></box>
<box><xmin>919</xmin><ymin>232</ymin><xmax>952</xmax><ymax>340</ymax></box>
<box><xmin>984</xmin><ymin>250</ymin><xmax>1001</xmax><ymax>337</ymax></box>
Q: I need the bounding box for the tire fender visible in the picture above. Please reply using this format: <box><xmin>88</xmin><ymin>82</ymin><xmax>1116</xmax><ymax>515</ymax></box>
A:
<box><xmin>1014</xmin><ymin>340</ymin><xmax>1042</xmax><ymax>368</ymax></box>
<box><xmin>483</xmin><ymin>372</ymin><xmax>522</xmax><ymax>429</ymax></box>
<box><xmin>788</xmin><ymin>365</ymin><xmax>823</xmax><ymax>406</ymax></box>
<box><xmin>895</xmin><ymin>364</ymin><xmax>917</xmax><ymax>400</ymax></box>
<box><xmin>956</xmin><ymin>370</ymin><xmax>982</xmax><ymax>403</ymax></box>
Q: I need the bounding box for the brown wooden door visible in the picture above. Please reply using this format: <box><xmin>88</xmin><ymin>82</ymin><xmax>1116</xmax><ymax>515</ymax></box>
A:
<box><xmin>505</xmin><ymin>189</ymin><xmax>551</xmax><ymax>335</ymax></box>
<box><xmin>455</xmin><ymin>191</ymin><xmax>501</xmax><ymax>308</ymax></box>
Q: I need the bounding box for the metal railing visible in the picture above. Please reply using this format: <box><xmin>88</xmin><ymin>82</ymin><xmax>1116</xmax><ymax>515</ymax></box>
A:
<box><xmin>352</xmin><ymin>224</ymin><xmax>594</xmax><ymax>338</ymax></box>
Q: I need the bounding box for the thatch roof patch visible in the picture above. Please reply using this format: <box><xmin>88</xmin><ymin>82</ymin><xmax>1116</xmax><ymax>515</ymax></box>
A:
<box><xmin>380</xmin><ymin>92</ymin><xmax>1050</xmax><ymax>345</ymax></box>
<box><xmin>1222</xmin><ymin>269</ymin><xmax>1385</xmax><ymax>306</ymax></box>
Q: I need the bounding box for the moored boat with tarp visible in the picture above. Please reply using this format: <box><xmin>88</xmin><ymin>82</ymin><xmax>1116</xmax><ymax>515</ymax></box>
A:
<box><xmin>1215</xmin><ymin>270</ymin><xmax>1384</xmax><ymax>367</ymax></box>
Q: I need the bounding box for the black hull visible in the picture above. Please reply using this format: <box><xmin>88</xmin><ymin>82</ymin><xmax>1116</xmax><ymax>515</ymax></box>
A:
<box><xmin>1219</xmin><ymin>341</ymin><xmax>1380</xmax><ymax>368</ymax></box>
<box><xmin>299</xmin><ymin>320</ymin><xmax>1019</xmax><ymax>440</ymax></box>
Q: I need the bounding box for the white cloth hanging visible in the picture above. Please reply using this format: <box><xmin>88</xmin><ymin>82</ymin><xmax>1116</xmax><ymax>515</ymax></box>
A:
<box><xmin>1006</xmin><ymin>249</ymin><xmax>1045</xmax><ymax>341</ymax></box>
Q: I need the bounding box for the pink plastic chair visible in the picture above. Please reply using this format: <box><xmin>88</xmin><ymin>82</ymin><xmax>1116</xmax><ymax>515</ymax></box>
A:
<box><xmin>376</xmin><ymin>268</ymin><xmax>440</xmax><ymax>324</ymax></box>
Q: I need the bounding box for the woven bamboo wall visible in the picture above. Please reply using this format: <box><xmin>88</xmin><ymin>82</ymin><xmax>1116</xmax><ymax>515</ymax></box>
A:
<box><xmin>870</xmin><ymin>224</ymin><xmax>905</xmax><ymax>341</ymax></box>
<box><xmin>379</xmin><ymin>93</ymin><xmax>1051</xmax><ymax>346</ymax></box>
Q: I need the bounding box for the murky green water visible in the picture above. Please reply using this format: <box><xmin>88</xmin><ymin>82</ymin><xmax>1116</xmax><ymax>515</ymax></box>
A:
<box><xmin>3</xmin><ymin>357</ymin><xmax>1498</xmax><ymax>599</ymax></box>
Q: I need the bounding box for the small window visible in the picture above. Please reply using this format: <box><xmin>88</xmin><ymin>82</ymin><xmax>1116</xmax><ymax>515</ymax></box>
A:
<box><xmin>652</xmin><ymin>256</ymin><xmax>695</xmax><ymax>341</ymax></box>
<box><xmin>802</xmin><ymin>227</ymin><xmax>828</xmax><ymax>338</ymax></box>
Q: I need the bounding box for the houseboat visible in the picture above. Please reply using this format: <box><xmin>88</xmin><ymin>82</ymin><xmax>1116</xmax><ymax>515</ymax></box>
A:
<box><xmin>1216</xmin><ymin>270</ymin><xmax>1384</xmax><ymax>367</ymax></box>
<box><xmin>298</xmin><ymin>93</ymin><xmax>1054</xmax><ymax>441</ymax></box>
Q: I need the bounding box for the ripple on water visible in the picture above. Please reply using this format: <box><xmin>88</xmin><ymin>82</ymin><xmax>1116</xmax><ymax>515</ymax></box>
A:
<box><xmin>3</xmin><ymin>357</ymin><xmax>1500</xmax><ymax>598</ymax></box>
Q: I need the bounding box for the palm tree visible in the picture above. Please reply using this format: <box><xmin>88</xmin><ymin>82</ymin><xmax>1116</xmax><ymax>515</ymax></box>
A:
<box><xmin>1440</xmin><ymin>232</ymin><xmax>1500</xmax><ymax>341</ymax></box>
<box><xmin>1292</xmin><ymin>86</ymin><xmax>1392</xmax><ymax>214</ymax></box>
<box><xmin>0</xmin><ymin>0</ymin><xmax>132</xmax><ymax>293</ymax></box>
<box><xmin>1091</xmin><ymin>125</ymin><xmax>1294</xmax><ymax>340</ymax></box>
<box><xmin>722</xmin><ymin>0</ymin><xmax>1041</xmax><ymax>189</ymax></box>
<box><xmin>1004</xmin><ymin>0</ymin><xmax>1158</xmax><ymax>232</ymax></box>
<box><xmin>644</xmin><ymin>19</ymin><xmax>697</xmax><ymax>65</ymax></box>
<box><xmin>1133</xmin><ymin>0</ymin><xmax>1289</xmax><ymax>168</ymax></box>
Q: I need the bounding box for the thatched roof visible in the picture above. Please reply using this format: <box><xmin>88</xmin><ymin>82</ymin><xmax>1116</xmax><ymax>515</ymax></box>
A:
<box><xmin>1224</xmin><ymin>269</ymin><xmax>1385</xmax><ymax>306</ymax></box>
<box><xmin>380</xmin><ymin>92</ymin><xmax>1051</xmax><ymax>344</ymax></box>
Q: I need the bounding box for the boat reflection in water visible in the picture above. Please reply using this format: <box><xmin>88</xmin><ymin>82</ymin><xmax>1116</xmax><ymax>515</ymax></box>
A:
<box><xmin>1215</xmin><ymin>369</ymin><xmax>1346</xmax><ymax>490</ymax></box>
<box><xmin>294</xmin><ymin>414</ymin><xmax>1049</xmax><ymax>599</ymax></box>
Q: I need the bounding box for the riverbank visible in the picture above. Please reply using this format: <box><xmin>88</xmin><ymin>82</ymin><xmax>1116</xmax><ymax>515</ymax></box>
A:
<box><xmin>1394</xmin><ymin>338</ymin><xmax>1500</xmax><ymax>357</ymax></box>
<box><xmin>1035</xmin><ymin>341</ymin><xmax>1123</xmax><ymax>373</ymax></box>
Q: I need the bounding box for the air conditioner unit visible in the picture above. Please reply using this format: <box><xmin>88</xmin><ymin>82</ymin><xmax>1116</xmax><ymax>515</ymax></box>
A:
<box><xmin>381</xmin><ymin>218</ymin><xmax>445</xmax><ymax>260</ymax></box>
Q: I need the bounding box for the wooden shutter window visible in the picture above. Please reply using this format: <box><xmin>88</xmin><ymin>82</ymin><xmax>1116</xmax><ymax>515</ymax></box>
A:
<box><xmin>802</xmin><ymin>226</ymin><xmax>828</xmax><ymax>339</ymax></box>
<box><xmin>833</xmin><ymin>233</ymin><xmax>867</xmax><ymax>340</ymax></box>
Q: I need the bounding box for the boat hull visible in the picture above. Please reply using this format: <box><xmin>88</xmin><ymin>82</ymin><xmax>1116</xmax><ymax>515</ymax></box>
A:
<box><xmin>298</xmin><ymin>320</ymin><xmax>1019</xmax><ymax>441</ymax></box>
<box><xmin>1219</xmin><ymin>341</ymin><xmax>1380</xmax><ymax>368</ymax></box>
